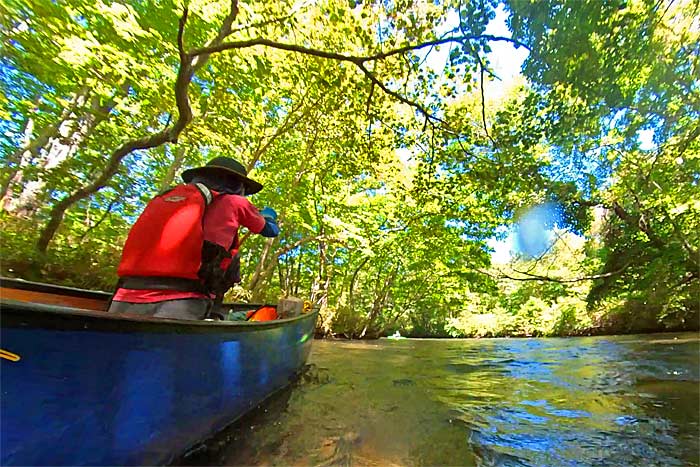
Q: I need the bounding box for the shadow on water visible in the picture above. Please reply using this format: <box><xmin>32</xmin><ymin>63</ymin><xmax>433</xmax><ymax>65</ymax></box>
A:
<box><xmin>177</xmin><ymin>334</ymin><xmax>699</xmax><ymax>467</ymax></box>
<box><xmin>175</xmin><ymin>364</ymin><xmax>336</xmax><ymax>466</ymax></box>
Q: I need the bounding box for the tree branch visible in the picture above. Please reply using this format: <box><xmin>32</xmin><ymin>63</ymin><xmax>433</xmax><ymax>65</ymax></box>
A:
<box><xmin>78</xmin><ymin>196</ymin><xmax>119</xmax><ymax>242</ymax></box>
<box><xmin>661</xmin><ymin>207</ymin><xmax>700</xmax><ymax>267</ymax></box>
<box><xmin>510</xmin><ymin>266</ymin><xmax>629</xmax><ymax>283</ymax></box>
<box><xmin>480</xmin><ymin>263</ymin><xmax>632</xmax><ymax>283</ymax></box>
<box><xmin>247</xmin><ymin>87</ymin><xmax>316</xmax><ymax>170</ymax></box>
<box><xmin>229</xmin><ymin>5</ymin><xmax>302</xmax><ymax>35</ymax></box>
<box><xmin>177</xmin><ymin>7</ymin><xmax>188</xmax><ymax>61</ymax></box>
<box><xmin>37</xmin><ymin>3</ymin><xmax>241</xmax><ymax>252</ymax></box>
<box><xmin>190</xmin><ymin>34</ymin><xmax>530</xmax><ymax>62</ymax></box>
<box><xmin>191</xmin><ymin>0</ymin><xmax>239</xmax><ymax>72</ymax></box>
<box><xmin>189</xmin><ymin>33</ymin><xmax>527</xmax><ymax>122</ymax></box>
<box><xmin>476</xmin><ymin>54</ymin><xmax>496</xmax><ymax>145</ymax></box>
<box><xmin>356</xmin><ymin>62</ymin><xmax>441</xmax><ymax>123</ymax></box>
<box><xmin>274</xmin><ymin>235</ymin><xmax>328</xmax><ymax>258</ymax></box>
<box><xmin>612</xmin><ymin>200</ymin><xmax>666</xmax><ymax>248</ymax></box>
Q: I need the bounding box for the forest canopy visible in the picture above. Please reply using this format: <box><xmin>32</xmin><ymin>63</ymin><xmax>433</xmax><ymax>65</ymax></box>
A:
<box><xmin>1</xmin><ymin>0</ymin><xmax>698</xmax><ymax>337</ymax></box>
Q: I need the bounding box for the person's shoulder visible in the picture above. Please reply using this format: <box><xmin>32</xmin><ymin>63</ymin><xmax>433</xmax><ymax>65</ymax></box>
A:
<box><xmin>214</xmin><ymin>193</ymin><xmax>255</xmax><ymax>210</ymax></box>
<box><xmin>215</xmin><ymin>193</ymin><xmax>247</xmax><ymax>204</ymax></box>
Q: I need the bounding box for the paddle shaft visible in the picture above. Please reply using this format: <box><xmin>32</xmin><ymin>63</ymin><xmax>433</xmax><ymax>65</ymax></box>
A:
<box><xmin>238</xmin><ymin>230</ymin><xmax>252</xmax><ymax>248</ymax></box>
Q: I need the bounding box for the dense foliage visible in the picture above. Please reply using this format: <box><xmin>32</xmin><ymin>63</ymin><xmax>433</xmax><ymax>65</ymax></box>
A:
<box><xmin>1</xmin><ymin>0</ymin><xmax>697</xmax><ymax>337</ymax></box>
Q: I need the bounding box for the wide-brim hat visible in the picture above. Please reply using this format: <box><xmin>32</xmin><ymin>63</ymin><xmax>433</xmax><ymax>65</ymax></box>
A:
<box><xmin>181</xmin><ymin>157</ymin><xmax>263</xmax><ymax>195</ymax></box>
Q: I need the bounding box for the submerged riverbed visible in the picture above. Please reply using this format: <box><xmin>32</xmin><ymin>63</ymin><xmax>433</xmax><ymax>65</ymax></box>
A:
<box><xmin>188</xmin><ymin>333</ymin><xmax>699</xmax><ymax>466</ymax></box>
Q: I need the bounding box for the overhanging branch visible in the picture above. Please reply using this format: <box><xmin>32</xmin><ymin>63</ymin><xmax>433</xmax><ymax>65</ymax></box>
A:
<box><xmin>37</xmin><ymin>3</ymin><xmax>241</xmax><ymax>252</ymax></box>
<box><xmin>492</xmin><ymin>263</ymin><xmax>631</xmax><ymax>283</ymax></box>
<box><xmin>188</xmin><ymin>33</ymin><xmax>528</xmax><ymax>122</ymax></box>
<box><xmin>190</xmin><ymin>34</ymin><xmax>530</xmax><ymax>61</ymax></box>
<box><xmin>356</xmin><ymin>62</ymin><xmax>441</xmax><ymax>123</ymax></box>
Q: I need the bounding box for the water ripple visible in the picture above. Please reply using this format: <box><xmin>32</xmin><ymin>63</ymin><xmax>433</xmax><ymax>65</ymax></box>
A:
<box><xmin>204</xmin><ymin>333</ymin><xmax>700</xmax><ymax>467</ymax></box>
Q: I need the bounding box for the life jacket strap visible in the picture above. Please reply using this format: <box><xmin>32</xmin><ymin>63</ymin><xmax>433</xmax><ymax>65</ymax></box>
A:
<box><xmin>119</xmin><ymin>276</ymin><xmax>207</xmax><ymax>293</ymax></box>
<box><xmin>192</xmin><ymin>183</ymin><xmax>214</xmax><ymax>205</ymax></box>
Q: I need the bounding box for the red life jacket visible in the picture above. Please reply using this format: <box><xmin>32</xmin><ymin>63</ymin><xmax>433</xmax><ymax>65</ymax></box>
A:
<box><xmin>117</xmin><ymin>183</ymin><xmax>216</xmax><ymax>283</ymax></box>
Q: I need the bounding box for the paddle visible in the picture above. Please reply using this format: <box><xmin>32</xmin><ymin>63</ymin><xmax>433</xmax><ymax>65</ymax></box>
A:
<box><xmin>238</xmin><ymin>229</ymin><xmax>252</xmax><ymax>247</ymax></box>
<box><xmin>206</xmin><ymin>228</ymin><xmax>252</xmax><ymax>319</ymax></box>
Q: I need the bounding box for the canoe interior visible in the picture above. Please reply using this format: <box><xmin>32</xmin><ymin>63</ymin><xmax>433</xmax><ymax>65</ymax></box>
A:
<box><xmin>0</xmin><ymin>277</ymin><xmax>268</xmax><ymax>313</ymax></box>
<box><xmin>0</xmin><ymin>286</ymin><xmax>109</xmax><ymax>311</ymax></box>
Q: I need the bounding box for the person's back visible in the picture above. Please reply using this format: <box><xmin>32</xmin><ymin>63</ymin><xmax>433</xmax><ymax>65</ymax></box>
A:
<box><xmin>109</xmin><ymin>156</ymin><xmax>279</xmax><ymax>320</ymax></box>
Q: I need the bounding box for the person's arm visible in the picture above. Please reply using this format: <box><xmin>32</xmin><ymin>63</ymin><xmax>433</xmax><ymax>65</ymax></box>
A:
<box><xmin>203</xmin><ymin>196</ymin><xmax>262</xmax><ymax>247</ymax></box>
<box><xmin>231</xmin><ymin>197</ymin><xmax>280</xmax><ymax>238</ymax></box>
<box><xmin>203</xmin><ymin>195</ymin><xmax>279</xmax><ymax>246</ymax></box>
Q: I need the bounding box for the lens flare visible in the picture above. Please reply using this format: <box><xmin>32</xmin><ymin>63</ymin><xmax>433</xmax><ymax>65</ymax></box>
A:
<box><xmin>514</xmin><ymin>203</ymin><xmax>559</xmax><ymax>258</ymax></box>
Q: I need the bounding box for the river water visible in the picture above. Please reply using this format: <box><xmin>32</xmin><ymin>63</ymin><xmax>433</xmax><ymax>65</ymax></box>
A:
<box><xmin>191</xmin><ymin>333</ymin><xmax>699</xmax><ymax>466</ymax></box>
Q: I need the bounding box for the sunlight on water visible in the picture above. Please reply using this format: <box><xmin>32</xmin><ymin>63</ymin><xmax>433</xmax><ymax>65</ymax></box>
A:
<box><xmin>182</xmin><ymin>334</ymin><xmax>699</xmax><ymax>467</ymax></box>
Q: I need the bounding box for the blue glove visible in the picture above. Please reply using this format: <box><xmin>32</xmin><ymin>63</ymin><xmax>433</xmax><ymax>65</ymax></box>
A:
<box><xmin>260</xmin><ymin>207</ymin><xmax>277</xmax><ymax>221</ymax></box>
<box><xmin>259</xmin><ymin>207</ymin><xmax>280</xmax><ymax>238</ymax></box>
<box><xmin>260</xmin><ymin>219</ymin><xmax>280</xmax><ymax>238</ymax></box>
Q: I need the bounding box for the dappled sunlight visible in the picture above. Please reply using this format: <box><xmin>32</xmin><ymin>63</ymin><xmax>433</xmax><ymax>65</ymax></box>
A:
<box><xmin>1</xmin><ymin>0</ymin><xmax>698</xmax><ymax>463</ymax></box>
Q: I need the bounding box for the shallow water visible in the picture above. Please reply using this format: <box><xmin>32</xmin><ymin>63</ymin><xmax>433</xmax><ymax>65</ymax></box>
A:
<box><xmin>193</xmin><ymin>333</ymin><xmax>699</xmax><ymax>466</ymax></box>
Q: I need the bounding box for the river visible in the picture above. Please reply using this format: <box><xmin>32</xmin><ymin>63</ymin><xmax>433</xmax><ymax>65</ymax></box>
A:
<box><xmin>185</xmin><ymin>332</ymin><xmax>699</xmax><ymax>466</ymax></box>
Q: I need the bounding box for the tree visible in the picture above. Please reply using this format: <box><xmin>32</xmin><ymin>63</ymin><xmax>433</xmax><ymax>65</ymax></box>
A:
<box><xmin>506</xmin><ymin>0</ymin><xmax>699</xmax><ymax>325</ymax></box>
<box><xmin>2</xmin><ymin>0</ymin><xmax>696</xmax><ymax>336</ymax></box>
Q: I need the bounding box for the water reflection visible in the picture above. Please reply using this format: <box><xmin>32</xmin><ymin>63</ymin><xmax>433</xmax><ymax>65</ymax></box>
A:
<box><xmin>182</xmin><ymin>333</ymin><xmax>699</xmax><ymax>466</ymax></box>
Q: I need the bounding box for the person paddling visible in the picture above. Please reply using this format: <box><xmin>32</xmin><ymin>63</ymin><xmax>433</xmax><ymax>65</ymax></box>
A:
<box><xmin>108</xmin><ymin>156</ymin><xmax>279</xmax><ymax>320</ymax></box>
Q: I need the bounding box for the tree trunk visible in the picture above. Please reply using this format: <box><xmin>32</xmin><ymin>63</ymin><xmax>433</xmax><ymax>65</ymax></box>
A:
<box><xmin>1</xmin><ymin>92</ymin><xmax>84</xmax><ymax>210</ymax></box>
<box><xmin>0</xmin><ymin>96</ymin><xmax>39</xmax><ymax>202</ymax></box>
<box><xmin>348</xmin><ymin>257</ymin><xmax>369</xmax><ymax>310</ymax></box>
<box><xmin>11</xmin><ymin>91</ymin><xmax>116</xmax><ymax>217</ymax></box>
<box><xmin>248</xmin><ymin>237</ymin><xmax>276</xmax><ymax>300</ymax></box>
<box><xmin>35</xmin><ymin>3</ymin><xmax>241</xmax><ymax>253</ymax></box>
<box><xmin>359</xmin><ymin>265</ymin><xmax>398</xmax><ymax>338</ymax></box>
<box><xmin>293</xmin><ymin>256</ymin><xmax>302</xmax><ymax>296</ymax></box>
<box><xmin>277</xmin><ymin>259</ymin><xmax>286</xmax><ymax>293</ymax></box>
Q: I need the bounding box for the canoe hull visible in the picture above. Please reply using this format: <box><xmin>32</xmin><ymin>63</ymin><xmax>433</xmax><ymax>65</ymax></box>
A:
<box><xmin>1</xmin><ymin>302</ymin><xmax>316</xmax><ymax>466</ymax></box>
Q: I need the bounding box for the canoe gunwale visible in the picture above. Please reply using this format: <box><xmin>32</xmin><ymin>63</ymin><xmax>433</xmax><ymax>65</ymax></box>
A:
<box><xmin>0</xmin><ymin>277</ymin><xmax>274</xmax><ymax>312</ymax></box>
<box><xmin>1</xmin><ymin>300</ymin><xmax>318</xmax><ymax>334</ymax></box>
<box><xmin>0</xmin><ymin>277</ymin><xmax>112</xmax><ymax>299</ymax></box>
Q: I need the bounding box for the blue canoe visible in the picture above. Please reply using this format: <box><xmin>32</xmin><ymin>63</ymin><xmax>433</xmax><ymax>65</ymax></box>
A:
<box><xmin>0</xmin><ymin>278</ymin><xmax>317</xmax><ymax>466</ymax></box>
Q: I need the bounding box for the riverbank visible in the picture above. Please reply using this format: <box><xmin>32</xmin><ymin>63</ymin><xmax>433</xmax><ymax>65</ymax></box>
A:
<box><xmin>320</xmin><ymin>324</ymin><xmax>700</xmax><ymax>341</ymax></box>
<box><xmin>317</xmin><ymin>308</ymin><xmax>699</xmax><ymax>340</ymax></box>
<box><xmin>2</xmin><ymin>267</ymin><xmax>697</xmax><ymax>340</ymax></box>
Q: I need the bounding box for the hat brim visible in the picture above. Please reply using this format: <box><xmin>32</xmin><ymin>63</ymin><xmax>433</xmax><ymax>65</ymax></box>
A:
<box><xmin>181</xmin><ymin>165</ymin><xmax>263</xmax><ymax>195</ymax></box>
